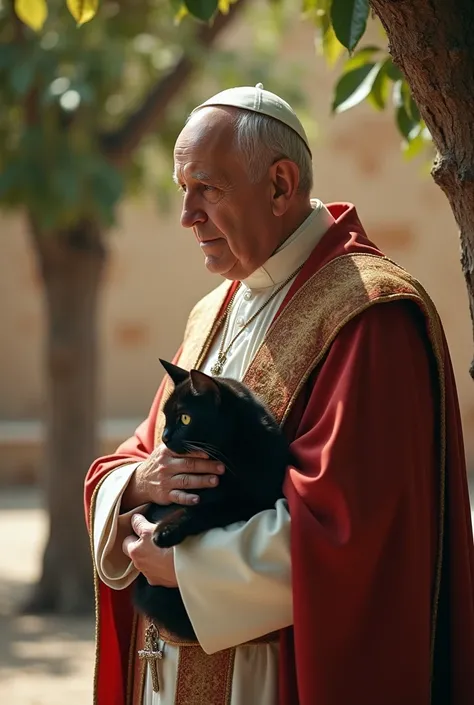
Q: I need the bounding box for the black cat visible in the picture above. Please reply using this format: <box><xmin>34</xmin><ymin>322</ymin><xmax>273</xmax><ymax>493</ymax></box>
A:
<box><xmin>132</xmin><ymin>358</ymin><xmax>291</xmax><ymax>640</ymax></box>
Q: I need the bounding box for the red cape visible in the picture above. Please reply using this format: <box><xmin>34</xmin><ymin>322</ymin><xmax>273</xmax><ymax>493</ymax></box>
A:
<box><xmin>85</xmin><ymin>203</ymin><xmax>474</xmax><ymax>705</ymax></box>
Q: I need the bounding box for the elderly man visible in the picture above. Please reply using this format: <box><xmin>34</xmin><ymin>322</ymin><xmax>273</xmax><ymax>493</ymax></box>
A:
<box><xmin>84</xmin><ymin>84</ymin><xmax>474</xmax><ymax>705</ymax></box>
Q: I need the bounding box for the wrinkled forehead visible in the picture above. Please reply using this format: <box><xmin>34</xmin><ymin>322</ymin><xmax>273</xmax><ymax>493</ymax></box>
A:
<box><xmin>173</xmin><ymin>107</ymin><xmax>240</xmax><ymax>182</ymax></box>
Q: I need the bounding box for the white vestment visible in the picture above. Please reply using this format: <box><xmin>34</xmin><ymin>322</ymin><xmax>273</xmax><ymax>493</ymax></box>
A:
<box><xmin>93</xmin><ymin>201</ymin><xmax>335</xmax><ymax>704</ymax></box>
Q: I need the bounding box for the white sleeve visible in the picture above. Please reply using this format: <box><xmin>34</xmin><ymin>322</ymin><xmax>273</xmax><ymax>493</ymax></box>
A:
<box><xmin>174</xmin><ymin>498</ymin><xmax>292</xmax><ymax>654</ymax></box>
<box><xmin>92</xmin><ymin>462</ymin><xmax>149</xmax><ymax>590</ymax></box>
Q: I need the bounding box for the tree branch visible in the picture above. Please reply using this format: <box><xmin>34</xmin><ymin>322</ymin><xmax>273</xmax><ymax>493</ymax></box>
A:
<box><xmin>100</xmin><ymin>1</ymin><xmax>247</xmax><ymax>167</ymax></box>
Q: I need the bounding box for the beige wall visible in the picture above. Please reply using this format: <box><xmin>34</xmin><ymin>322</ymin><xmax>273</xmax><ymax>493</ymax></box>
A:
<box><xmin>1</xmin><ymin>18</ymin><xmax>473</xmax><ymax>478</ymax></box>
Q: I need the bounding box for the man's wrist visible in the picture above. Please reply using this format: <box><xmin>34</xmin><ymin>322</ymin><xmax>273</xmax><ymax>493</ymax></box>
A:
<box><xmin>120</xmin><ymin>465</ymin><xmax>146</xmax><ymax>511</ymax></box>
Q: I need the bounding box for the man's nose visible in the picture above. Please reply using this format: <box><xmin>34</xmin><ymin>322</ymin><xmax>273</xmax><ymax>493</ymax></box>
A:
<box><xmin>180</xmin><ymin>193</ymin><xmax>208</xmax><ymax>229</ymax></box>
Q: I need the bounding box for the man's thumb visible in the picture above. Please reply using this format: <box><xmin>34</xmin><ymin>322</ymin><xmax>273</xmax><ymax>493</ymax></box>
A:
<box><xmin>131</xmin><ymin>513</ymin><xmax>152</xmax><ymax>537</ymax></box>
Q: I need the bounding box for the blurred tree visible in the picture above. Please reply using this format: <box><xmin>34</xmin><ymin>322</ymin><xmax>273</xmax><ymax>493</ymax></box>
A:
<box><xmin>0</xmin><ymin>0</ymin><xmax>307</xmax><ymax>613</ymax></box>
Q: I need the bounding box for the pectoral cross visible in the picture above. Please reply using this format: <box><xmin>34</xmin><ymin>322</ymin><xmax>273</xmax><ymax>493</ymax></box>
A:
<box><xmin>210</xmin><ymin>352</ymin><xmax>226</xmax><ymax>376</ymax></box>
<box><xmin>138</xmin><ymin>622</ymin><xmax>163</xmax><ymax>693</ymax></box>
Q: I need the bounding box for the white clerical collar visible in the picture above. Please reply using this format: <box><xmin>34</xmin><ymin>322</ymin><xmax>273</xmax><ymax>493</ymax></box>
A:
<box><xmin>241</xmin><ymin>199</ymin><xmax>335</xmax><ymax>291</ymax></box>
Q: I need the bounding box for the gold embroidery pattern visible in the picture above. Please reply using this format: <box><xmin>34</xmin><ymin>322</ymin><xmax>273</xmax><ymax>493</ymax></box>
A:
<box><xmin>175</xmin><ymin>646</ymin><xmax>235</xmax><ymax>705</ymax></box>
<box><xmin>243</xmin><ymin>254</ymin><xmax>443</xmax><ymax>424</ymax></box>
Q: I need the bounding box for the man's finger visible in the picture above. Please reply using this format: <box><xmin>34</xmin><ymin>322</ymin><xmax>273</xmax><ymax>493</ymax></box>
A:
<box><xmin>169</xmin><ymin>489</ymin><xmax>201</xmax><ymax>506</ymax></box>
<box><xmin>168</xmin><ymin>448</ymin><xmax>209</xmax><ymax>460</ymax></box>
<box><xmin>131</xmin><ymin>513</ymin><xmax>155</xmax><ymax>537</ymax></box>
<box><xmin>122</xmin><ymin>534</ymin><xmax>139</xmax><ymax>558</ymax></box>
<box><xmin>169</xmin><ymin>456</ymin><xmax>225</xmax><ymax>475</ymax></box>
<box><xmin>174</xmin><ymin>473</ymin><xmax>219</xmax><ymax>490</ymax></box>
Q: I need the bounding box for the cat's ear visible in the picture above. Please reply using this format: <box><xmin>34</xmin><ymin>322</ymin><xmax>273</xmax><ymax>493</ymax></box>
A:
<box><xmin>189</xmin><ymin>369</ymin><xmax>221</xmax><ymax>400</ymax></box>
<box><xmin>159</xmin><ymin>359</ymin><xmax>189</xmax><ymax>387</ymax></box>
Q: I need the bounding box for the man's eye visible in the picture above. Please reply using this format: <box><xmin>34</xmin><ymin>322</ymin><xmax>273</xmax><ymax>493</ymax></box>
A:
<box><xmin>181</xmin><ymin>414</ymin><xmax>191</xmax><ymax>425</ymax></box>
<box><xmin>203</xmin><ymin>185</ymin><xmax>215</xmax><ymax>191</ymax></box>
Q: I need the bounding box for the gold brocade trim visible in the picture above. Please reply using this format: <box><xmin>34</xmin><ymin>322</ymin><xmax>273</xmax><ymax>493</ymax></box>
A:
<box><xmin>132</xmin><ymin>614</ymin><xmax>147</xmax><ymax>705</ymax></box>
<box><xmin>243</xmin><ymin>253</ymin><xmax>443</xmax><ymax>425</ymax></box>
<box><xmin>175</xmin><ymin>646</ymin><xmax>235</xmax><ymax>705</ymax></box>
<box><xmin>88</xmin><ymin>468</ymin><xmax>116</xmax><ymax>705</ymax></box>
<box><xmin>127</xmin><ymin>613</ymin><xmax>139</xmax><ymax>705</ymax></box>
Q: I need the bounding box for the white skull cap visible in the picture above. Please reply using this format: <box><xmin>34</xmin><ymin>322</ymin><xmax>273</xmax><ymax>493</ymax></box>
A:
<box><xmin>191</xmin><ymin>83</ymin><xmax>312</xmax><ymax>156</ymax></box>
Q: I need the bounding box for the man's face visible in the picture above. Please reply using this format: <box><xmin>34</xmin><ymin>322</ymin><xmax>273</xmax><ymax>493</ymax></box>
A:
<box><xmin>173</xmin><ymin>107</ymin><xmax>281</xmax><ymax>280</ymax></box>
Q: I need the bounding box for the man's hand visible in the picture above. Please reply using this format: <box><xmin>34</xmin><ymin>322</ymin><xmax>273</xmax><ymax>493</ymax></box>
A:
<box><xmin>123</xmin><ymin>513</ymin><xmax>178</xmax><ymax>587</ymax></box>
<box><xmin>121</xmin><ymin>443</ymin><xmax>225</xmax><ymax>510</ymax></box>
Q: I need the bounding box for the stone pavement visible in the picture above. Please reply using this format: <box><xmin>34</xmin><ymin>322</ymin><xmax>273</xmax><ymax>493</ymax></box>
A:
<box><xmin>0</xmin><ymin>486</ymin><xmax>473</xmax><ymax>704</ymax></box>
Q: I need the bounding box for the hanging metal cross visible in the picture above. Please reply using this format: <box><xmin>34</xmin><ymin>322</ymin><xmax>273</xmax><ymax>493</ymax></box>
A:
<box><xmin>138</xmin><ymin>622</ymin><xmax>163</xmax><ymax>693</ymax></box>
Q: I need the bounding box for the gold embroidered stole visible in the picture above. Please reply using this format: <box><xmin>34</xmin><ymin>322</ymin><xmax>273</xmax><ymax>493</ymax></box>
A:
<box><xmin>129</xmin><ymin>253</ymin><xmax>446</xmax><ymax>705</ymax></box>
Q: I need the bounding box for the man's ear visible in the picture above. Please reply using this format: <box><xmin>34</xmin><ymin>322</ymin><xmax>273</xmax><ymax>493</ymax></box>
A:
<box><xmin>269</xmin><ymin>159</ymin><xmax>300</xmax><ymax>216</ymax></box>
<box><xmin>159</xmin><ymin>359</ymin><xmax>189</xmax><ymax>387</ymax></box>
<box><xmin>189</xmin><ymin>369</ymin><xmax>221</xmax><ymax>400</ymax></box>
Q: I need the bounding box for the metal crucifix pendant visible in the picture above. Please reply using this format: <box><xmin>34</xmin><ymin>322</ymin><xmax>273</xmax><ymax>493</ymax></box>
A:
<box><xmin>138</xmin><ymin>623</ymin><xmax>163</xmax><ymax>693</ymax></box>
<box><xmin>210</xmin><ymin>352</ymin><xmax>226</xmax><ymax>377</ymax></box>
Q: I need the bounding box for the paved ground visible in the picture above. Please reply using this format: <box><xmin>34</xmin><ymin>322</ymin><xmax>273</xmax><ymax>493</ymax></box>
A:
<box><xmin>1</xmin><ymin>486</ymin><xmax>473</xmax><ymax>704</ymax></box>
<box><xmin>0</xmin><ymin>489</ymin><xmax>95</xmax><ymax>704</ymax></box>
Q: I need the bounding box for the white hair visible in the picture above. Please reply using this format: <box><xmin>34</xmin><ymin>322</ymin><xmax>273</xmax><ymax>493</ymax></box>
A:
<box><xmin>185</xmin><ymin>107</ymin><xmax>313</xmax><ymax>195</ymax></box>
<box><xmin>232</xmin><ymin>109</ymin><xmax>313</xmax><ymax>195</ymax></box>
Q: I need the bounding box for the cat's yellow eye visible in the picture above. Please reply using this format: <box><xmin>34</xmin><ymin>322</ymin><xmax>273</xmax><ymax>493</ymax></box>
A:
<box><xmin>181</xmin><ymin>414</ymin><xmax>191</xmax><ymax>426</ymax></box>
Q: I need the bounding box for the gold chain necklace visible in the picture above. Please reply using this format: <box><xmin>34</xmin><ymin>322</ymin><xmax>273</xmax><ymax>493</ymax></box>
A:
<box><xmin>210</xmin><ymin>262</ymin><xmax>305</xmax><ymax>376</ymax></box>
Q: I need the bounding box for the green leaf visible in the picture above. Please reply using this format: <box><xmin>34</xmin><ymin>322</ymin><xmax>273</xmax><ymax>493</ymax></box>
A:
<box><xmin>331</xmin><ymin>0</ymin><xmax>369</xmax><ymax>53</ymax></box>
<box><xmin>322</xmin><ymin>23</ymin><xmax>344</xmax><ymax>66</ymax></box>
<box><xmin>184</xmin><ymin>0</ymin><xmax>219</xmax><ymax>21</ymax></box>
<box><xmin>396</xmin><ymin>103</ymin><xmax>419</xmax><ymax>141</ymax></box>
<box><xmin>368</xmin><ymin>59</ymin><xmax>390</xmax><ymax>110</ymax></box>
<box><xmin>385</xmin><ymin>58</ymin><xmax>403</xmax><ymax>81</ymax></box>
<box><xmin>332</xmin><ymin>62</ymin><xmax>383</xmax><ymax>113</ymax></box>
<box><xmin>317</xmin><ymin>12</ymin><xmax>345</xmax><ymax>66</ymax></box>
<box><xmin>343</xmin><ymin>45</ymin><xmax>381</xmax><ymax>71</ymax></box>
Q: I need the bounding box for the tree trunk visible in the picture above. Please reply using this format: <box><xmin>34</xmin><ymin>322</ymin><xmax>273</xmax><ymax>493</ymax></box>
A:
<box><xmin>24</xmin><ymin>217</ymin><xmax>106</xmax><ymax>614</ymax></box>
<box><xmin>370</xmin><ymin>0</ymin><xmax>474</xmax><ymax>377</ymax></box>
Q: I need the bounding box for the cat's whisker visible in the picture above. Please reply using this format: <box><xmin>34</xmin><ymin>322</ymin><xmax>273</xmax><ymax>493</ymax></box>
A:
<box><xmin>184</xmin><ymin>441</ymin><xmax>238</xmax><ymax>479</ymax></box>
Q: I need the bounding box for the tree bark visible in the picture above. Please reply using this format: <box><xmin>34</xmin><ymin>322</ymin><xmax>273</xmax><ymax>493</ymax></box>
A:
<box><xmin>370</xmin><ymin>0</ymin><xmax>474</xmax><ymax>377</ymax></box>
<box><xmin>24</xmin><ymin>218</ymin><xmax>106</xmax><ymax>614</ymax></box>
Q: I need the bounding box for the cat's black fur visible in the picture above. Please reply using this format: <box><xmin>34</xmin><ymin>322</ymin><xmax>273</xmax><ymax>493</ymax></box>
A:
<box><xmin>133</xmin><ymin>359</ymin><xmax>291</xmax><ymax>640</ymax></box>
